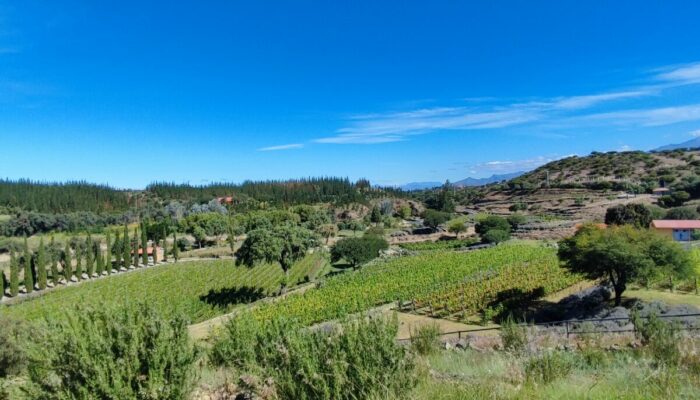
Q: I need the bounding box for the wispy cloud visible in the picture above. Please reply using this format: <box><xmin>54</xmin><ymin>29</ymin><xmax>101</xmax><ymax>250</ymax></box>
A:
<box><xmin>655</xmin><ymin>62</ymin><xmax>700</xmax><ymax>85</ymax></box>
<box><xmin>581</xmin><ymin>103</ymin><xmax>700</xmax><ymax>127</ymax></box>
<box><xmin>467</xmin><ymin>155</ymin><xmax>575</xmax><ymax>174</ymax></box>
<box><xmin>549</xmin><ymin>90</ymin><xmax>653</xmax><ymax>110</ymax></box>
<box><xmin>258</xmin><ymin>143</ymin><xmax>304</xmax><ymax>152</ymax></box>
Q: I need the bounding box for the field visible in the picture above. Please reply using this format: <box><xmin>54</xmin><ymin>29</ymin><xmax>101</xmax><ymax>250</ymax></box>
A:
<box><xmin>251</xmin><ymin>243</ymin><xmax>580</xmax><ymax>325</ymax></box>
<box><xmin>0</xmin><ymin>252</ymin><xmax>328</xmax><ymax>323</ymax></box>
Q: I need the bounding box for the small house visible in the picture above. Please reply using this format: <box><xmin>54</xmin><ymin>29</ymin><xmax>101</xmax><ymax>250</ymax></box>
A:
<box><xmin>652</xmin><ymin>220</ymin><xmax>700</xmax><ymax>242</ymax></box>
<box><xmin>652</xmin><ymin>188</ymin><xmax>671</xmax><ymax>197</ymax></box>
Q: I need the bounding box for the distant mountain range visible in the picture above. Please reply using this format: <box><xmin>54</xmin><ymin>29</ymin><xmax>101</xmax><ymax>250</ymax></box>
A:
<box><xmin>399</xmin><ymin>171</ymin><xmax>525</xmax><ymax>191</ymax></box>
<box><xmin>654</xmin><ymin>138</ymin><xmax>700</xmax><ymax>151</ymax></box>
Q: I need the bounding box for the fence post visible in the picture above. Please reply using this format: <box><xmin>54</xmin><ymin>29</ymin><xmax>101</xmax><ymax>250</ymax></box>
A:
<box><xmin>412</xmin><ymin>299</ymin><xmax>416</xmax><ymax>313</ymax></box>
<box><xmin>565</xmin><ymin>321</ymin><xmax>569</xmax><ymax>338</ymax></box>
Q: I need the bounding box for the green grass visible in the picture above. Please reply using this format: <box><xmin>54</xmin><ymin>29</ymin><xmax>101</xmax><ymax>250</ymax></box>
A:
<box><xmin>1</xmin><ymin>252</ymin><xmax>329</xmax><ymax>324</ymax></box>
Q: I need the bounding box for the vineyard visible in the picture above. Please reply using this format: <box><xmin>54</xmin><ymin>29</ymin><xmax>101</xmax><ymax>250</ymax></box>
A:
<box><xmin>251</xmin><ymin>243</ymin><xmax>580</xmax><ymax>325</ymax></box>
<box><xmin>398</xmin><ymin>238</ymin><xmax>479</xmax><ymax>251</ymax></box>
<box><xmin>1</xmin><ymin>252</ymin><xmax>328</xmax><ymax>323</ymax></box>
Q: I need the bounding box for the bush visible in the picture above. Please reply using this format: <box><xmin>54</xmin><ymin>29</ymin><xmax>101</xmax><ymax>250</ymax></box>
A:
<box><xmin>507</xmin><ymin>214</ymin><xmax>527</xmax><ymax>230</ymax></box>
<box><xmin>664</xmin><ymin>206</ymin><xmax>699</xmax><ymax>220</ymax></box>
<box><xmin>26</xmin><ymin>303</ymin><xmax>199</xmax><ymax>399</ymax></box>
<box><xmin>210</xmin><ymin>314</ymin><xmax>417</xmax><ymax>400</ymax></box>
<box><xmin>482</xmin><ymin>229</ymin><xmax>511</xmax><ymax>244</ymax></box>
<box><xmin>423</xmin><ymin>209</ymin><xmax>451</xmax><ymax>228</ymax></box>
<box><xmin>410</xmin><ymin>323</ymin><xmax>440</xmax><ymax>355</ymax></box>
<box><xmin>0</xmin><ymin>316</ymin><xmax>28</xmax><ymax>378</ymax></box>
<box><xmin>525</xmin><ymin>351</ymin><xmax>574</xmax><ymax>384</ymax></box>
<box><xmin>500</xmin><ymin>315</ymin><xmax>527</xmax><ymax>353</ymax></box>
<box><xmin>331</xmin><ymin>236</ymin><xmax>389</xmax><ymax>269</ymax></box>
<box><xmin>632</xmin><ymin>312</ymin><xmax>680</xmax><ymax>366</ymax></box>
<box><xmin>605</xmin><ymin>203</ymin><xmax>652</xmax><ymax>228</ymax></box>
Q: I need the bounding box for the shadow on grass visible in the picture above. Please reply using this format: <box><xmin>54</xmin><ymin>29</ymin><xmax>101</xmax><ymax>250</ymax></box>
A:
<box><xmin>200</xmin><ymin>286</ymin><xmax>267</xmax><ymax>309</ymax></box>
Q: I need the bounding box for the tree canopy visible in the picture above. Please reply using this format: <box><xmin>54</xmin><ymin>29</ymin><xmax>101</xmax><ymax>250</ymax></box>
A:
<box><xmin>330</xmin><ymin>236</ymin><xmax>389</xmax><ymax>269</ymax></box>
<box><xmin>604</xmin><ymin>203</ymin><xmax>652</xmax><ymax>228</ymax></box>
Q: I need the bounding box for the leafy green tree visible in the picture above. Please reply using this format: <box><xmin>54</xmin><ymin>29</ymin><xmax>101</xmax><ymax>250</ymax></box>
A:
<box><xmin>604</xmin><ymin>203</ymin><xmax>652</xmax><ymax>228</ymax></box>
<box><xmin>481</xmin><ymin>229</ymin><xmax>510</xmax><ymax>244</ymax></box>
<box><xmin>659</xmin><ymin>191</ymin><xmax>691</xmax><ymax>208</ymax></box>
<box><xmin>23</xmin><ymin>237</ymin><xmax>33</xmax><ymax>293</ymax></box>
<box><xmin>95</xmin><ymin>240</ymin><xmax>104</xmax><ymax>276</ymax></box>
<box><xmin>85</xmin><ymin>236</ymin><xmax>95</xmax><ymax>277</ymax></box>
<box><xmin>331</xmin><ymin>236</ymin><xmax>389</xmax><ymax>269</ymax></box>
<box><xmin>370</xmin><ymin>206</ymin><xmax>382</xmax><ymax>224</ymax></box>
<box><xmin>192</xmin><ymin>226</ymin><xmax>206</xmax><ymax>249</ymax></box>
<box><xmin>664</xmin><ymin>206</ymin><xmax>699</xmax><ymax>220</ymax></box>
<box><xmin>9</xmin><ymin>251</ymin><xmax>19</xmax><ymax>297</ymax></box>
<box><xmin>423</xmin><ymin>209</ymin><xmax>451</xmax><ymax>229</ymax></box>
<box><xmin>36</xmin><ymin>238</ymin><xmax>47</xmax><ymax>290</ymax></box>
<box><xmin>133</xmin><ymin>228</ymin><xmax>140</xmax><ymax>267</ymax></box>
<box><xmin>105</xmin><ymin>231</ymin><xmax>112</xmax><ymax>273</ymax></box>
<box><xmin>507</xmin><ymin>214</ymin><xmax>527</xmax><ymax>230</ymax></box>
<box><xmin>398</xmin><ymin>205</ymin><xmax>412</xmax><ymax>219</ymax></box>
<box><xmin>447</xmin><ymin>220</ymin><xmax>467</xmax><ymax>236</ymax></box>
<box><xmin>113</xmin><ymin>231</ymin><xmax>122</xmax><ymax>270</ymax></box>
<box><xmin>475</xmin><ymin>216</ymin><xmax>511</xmax><ymax>235</ymax></box>
<box><xmin>437</xmin><ymin>181</ymin><xmax>456</xmax><ymax>213</ymax></box>
<box><xmin>63</xmin><ymin>243</ymin><xmax>72</xmax><ymax>282</ymax></box>
<box><xmin>317</xmin><ymin>223</ymin><xmax>338</xmax><ymax>244</ymax></box>
<box><xmin>559</xmin><ymin>224</ymin><xmax>693</xmax><ymax>305</ymax></box>
<box><xmin>236</xmin><ymin>225</ymin><xmax>318</xmax><ymax>291</ymax></box>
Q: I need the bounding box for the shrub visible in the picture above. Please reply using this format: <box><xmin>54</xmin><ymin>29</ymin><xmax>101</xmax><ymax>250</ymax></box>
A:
<box><xmin>423</xmin><ymin>209</ymin><xmax>452</xmax><ymax>228</ymax></box>
<box><xmin>210</xmin><ymin>314</ymin><xmax>417</xmax><ymax>400</ymax></box>
<box><xmin>631</xmin><ymin>312</ymin><xmax>681</xmax><ymax>366</ymax></box>
<box><xmin>524</xmin><ymin>351</ymin><xmax>574</xmax><ymax>384</ymax></box>
<box><xmin>331</xmin><ymin>236</ymin><xmax>389</xmax><ymax>269</ymax></box>
<box><xmin>605</xmin><ymin>203</ymin><xmax>653</xmax><ymax>228</ymax></box>
<box><xmin>0</xmin><ymin>316</ymin><xmax>28</xmax><ymax>378</ymax></box>
<box><xmin>26</xmin><ymin>303</ymin><xmax>199</xmax><ymax>399</ymax></box>
<box><xmin>410</xmin><ymin>323</ymin><xmax>441</xmax><ymax>355</ymax></box>
<box><xmin>500</xmin><ymin>315</ymin><xmax>527</xmax><ymax>353</ymax></box>
<box><xmin>482</xmin><ymin>229</ymin><xmax>511</xmax><ymax>244</ymax></box>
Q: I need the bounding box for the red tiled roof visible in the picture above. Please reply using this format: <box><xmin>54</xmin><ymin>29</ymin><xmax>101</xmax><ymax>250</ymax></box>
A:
<box><xmin>652</xmin><ymin>220</ymin><xmax>700</xmax><ymax>229</ymax></box>
<box><xmin>653</xmin><ymin>188</ymin><xmax>670</xmax><ymax>192</ymax></box>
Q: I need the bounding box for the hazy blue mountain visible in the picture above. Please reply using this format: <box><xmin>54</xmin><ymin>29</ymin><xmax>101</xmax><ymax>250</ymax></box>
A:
<box><xmin>399</xmin><ymin>181</ymin><xmax>443</xmax><ymax>191</ymax></box>
<box><xmin>655</xmin><ymin>138</ymin><xmax>700</xmax><ymax>151</ymax></box>
<box><xmin>454</xmin><ymin>171</ymin><xmax>525</xmax><ymax>187</ymax></box>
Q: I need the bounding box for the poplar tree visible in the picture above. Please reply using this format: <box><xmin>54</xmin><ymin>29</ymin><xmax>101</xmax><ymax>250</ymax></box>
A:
<box><xmin>141</xmin><ymin>224</ymin><xmax>149</xmax><ymax>266</ymax></box>
<box><xmin>85</xmin><ymin>236</ymin><xmax>95</xmax><ymax>277</ymax></box>
<box><xmin>75</xmin><ymin>245</ymin><xmax>83</xmax><ymax>281</ymax></box>
<box><xmin>37</xmin><ymin>238</ymin><xmax>48</xmax><ymax>290</ymax></box>
<box><xmin>172</xmin><ymin>233</ymin><xmax>179</xmax><ymax>263</ymax></box>
<box><xmin>50</xmin><ymin>236</ymin><xmax>59</xmax><ymax>286</ymax></box>
<box><xmin>23</xmin><ymin>236</ymin><xmax>33</xmax><ymax>293</ymax></box>
<box><xmin>63</xmin><ymin>242</ymin><xmax>72</xmax><ymax>282</ymax></box>
<box><xmin>10</xmin><ymin>250</ymin><xmax>19</xmax><ymax>297</ymax></box>
<box><xmin>152</xmin><ymin>240</ymin><xmax>159</xmax><ymax>264</ymax></box>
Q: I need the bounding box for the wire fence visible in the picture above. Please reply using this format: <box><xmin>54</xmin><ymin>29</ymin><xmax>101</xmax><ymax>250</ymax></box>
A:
<box><xmin>399</xmin><ymin>312</ymin><xmax>700</xmax><ymax>343</ymax></box>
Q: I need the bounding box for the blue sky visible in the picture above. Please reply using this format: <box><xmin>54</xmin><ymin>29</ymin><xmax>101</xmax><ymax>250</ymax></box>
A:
<box><xmin>2</xmin><ymin>1</ymin><xmax>700</xmax><ymax>188</ymax></box>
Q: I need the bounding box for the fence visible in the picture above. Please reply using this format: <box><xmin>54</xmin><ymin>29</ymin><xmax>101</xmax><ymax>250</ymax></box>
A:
<box><xmin>399</xmin><ymin>312</ymin><xmax>700</xmax><ymax>343</ymax></box>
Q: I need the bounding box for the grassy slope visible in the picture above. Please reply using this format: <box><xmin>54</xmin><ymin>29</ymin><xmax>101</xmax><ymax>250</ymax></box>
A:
<box><xmin>0</xmin><ymin>252</ymin><xmax>328</xmax><ymax>324</ymax></box>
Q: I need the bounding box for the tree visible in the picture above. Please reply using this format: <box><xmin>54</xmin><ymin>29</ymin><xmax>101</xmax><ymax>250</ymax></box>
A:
<box><xmin>475</xmin><ymin>216</ymin><xmax>511</xmax><ymax>235</ymax></box>
<box><xmin>141</xmin><ymin>223</ymin><xmax>149</xmax><ymax>266</ymax></box>
<box><xmin>236</xmin><ymin>226</ymin><xmax>318</xmax><ymax>291</ymax></box>
<box><xmin>122</xmin><ymin>225</ymin><xmax>131</xmax><ymax>268</ymax></box>
<box><xmin>23</xmin><ymin>237</ymin><xmax>33</xmax><ymax>293</ymax></box>
<box><xmin>9</xmin><ymin>250</ymin><xmax>19</xmax><ymax>297</ymax></box>
<box><xmin>36</xmin><ymin>238</ymin><xmax>47</xmax><ymax>290</ymax></box>
<box><xmin>85</xmin><ymin>236</ymin><xmax>95</xmax><ymax>277</ymax></box>
<box><xmin>507</xmin><ymin>214</ymin><xmax>527</xmax><ymax>230</ymax></box>
<box><xmin>153</xmin><ymin>240</ymin><xmax>159</xmax><ymax>265</ymax></box>
<box><xmin>423</xmin><ymin>210</ymin><xmax>451</xmax><ymax>229</ymax></box>
<box><xmin>50</xmin><ymin>236</ymin><xmax>59</xmax><ymax>286</ymax></box>
<box><xmin>604</xmin><ymin>203</ymin><xmax>652</xmax><ymax>228</ymax></box>
<box><xmin>559</xmin><ymin>224</ymin><xmax>693</xmax><ymax>306</ymax></box>
<box><xmin>398</xmin><ymin>205</ymin><xmax>412</xmax><ymax>219</ymax></box>
<box><xmin>370</xmin><ymin>206</ymin><xmax>382</xmax><ymax>224</ymax></box>
<box><xmin>63</xmin><ymin>243</ymin><xmax>72</xmax><ymax>282</ymax></box>
<box><xmin>113</xmin><ymin>231</ymin><xmax>122</xmax><ymax>271</ymax></box>
<box><xmin>74</xmin><ymin>244</ymin><xmax>83</xmax><ymax>281</ymax></box>
<box><xmin>172</xmin><ymin>233</ymin><xmax>180</xmax><ymax>262</ymax></box>
<box><xmin>659</xmin><ymin>191</ymin><xmax>691</xmax><ymax>208</ymax></box>
<box><xmin>665</xmin><ymin>206</ymin><xmax>699</xmax><ymax>220</ymax></box>
<box><xmin>447</xmin><ymin>220</ymin><xmax>467</xmax><ymax>236</ymax></box>
<box><xmin>192</xmin><ymin>226</ymin><xmax>206</xmax><ymax>249</ymax></box>
<box><xmin>482</xmin><ymin>229</ymin><xmax>510</xmax><ymax>244</ymax></box>
<box><xmin>163</xmin><ymin>238</ymin><xmax>169</xmax><ymax>262</ymax></box>
<box><xmin>95</xmin><ymin>240</ymin><xmax>104</xmax><ymax>276</ymax></box>
<box><xmin>331</xmin><ymin>236</ymin><xmax>389</xmax><ymax>269</ymax></box>
<box><xmin>317</xmin><ymin>224</ymin><xmax>338</xmax><ymax>244</ymax></box>
<box><xmin>133</xmin><ymin>228</ymin><xmax>140</xmax><ymax>267</ymax></box>
<box><xmin>105</xmin><ymin>231</ymin><xmax>112</xmax><ymax>273</ymax></box>
<box><xmin>437</xmin><ymin>181</ymin><xmax>456</xmax><ymax>213</ymax></box>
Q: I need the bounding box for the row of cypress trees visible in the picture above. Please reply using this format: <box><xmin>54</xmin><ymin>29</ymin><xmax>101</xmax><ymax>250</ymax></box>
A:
<box><xmin>1</xmin><ymin>225</ymin><xmax>181</xmax><ymax>298</ymax></box>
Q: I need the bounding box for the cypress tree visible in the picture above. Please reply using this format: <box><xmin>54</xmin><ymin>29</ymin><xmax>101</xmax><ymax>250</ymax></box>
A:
<box><xmin>1</xmin><ymin>269</ymin><xmax>6</xmax><ymax>298</ymax></box>
<box><xmin>153</xmin><ymin>240</ymin><xmax>159</xmax><ymax>265</ymax></box>
<box><xmin>10</xmin><ymin>250</ymin><xmax>19</xmax><ymax>297</ymax></box>
<box><xmin>37</xmin><ymin>238</ymin><xmax>47</xmax><ymax>290</ymax></box>
<box><xmin>122</xmin><ymin>225</ymin><xmax>131</xmax><ymax>268</ymax></box>
<box><xmin>141</xmin><ymin>223</ymin><xmax>149</xmax><ymax>266</ymax></box>
<box><xmin>23</xmin><ymin>236</ymin><xmax>33</xmax><ymax>293</ymax></box>
<box><xmin>105</xmin><ymin>231</ymin><xmax>112</xmax><ymax>274</ymax></box>
<box><xmin>163</xmin><ymin>237</ymin><xmax>168</xmax><ymax>262</ymax></box>
<box><xmin>85</xmin><ymin>236</ymin><xmax>95</xmax><ymax>278</ymax></box>
<box><xmin>95</xmin><ymin>240</ymin><xmax>104</xmax><ymax>276</ymax></box>
<box><xmin>172</xmin><ymin>233</ymin><xmax>179</xmax><ymax>263</ymax></box>
<box><xmin>133</xmin><ymin>228</ymin><xmax>140</xmax><ymax>267</ymax></box>
<box><xmin>113</xmin><ymin>231</ymin><xmax>122</xmax><ymax>270</ymax></box>
<box><xmin>63</xmin><ymin>242</ymin><xmax>72</xmax><ymax>282</ymax></box>
<box><xmin>75</xmin><ymin>245</ymin><xmax>83</xmax><ymax>281</ymax></box>
<box><xmin>50</xmin><ymin>236</ymin><xmax>59</xmax><ymax>286</ymax></box>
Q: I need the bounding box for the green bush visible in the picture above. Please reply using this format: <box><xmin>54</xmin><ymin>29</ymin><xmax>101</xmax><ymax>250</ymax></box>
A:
<box><xmin>0</xmin><ymin>316</ymin><xmax>28</xmax><ymax>378</ymax></box>
<box><xmin>331</xmin><ymin>236</ymin><xmax>389</xmax><ymax>269</ymax></box>
<box><xmin>410</xmin><ymin>323</ymin><xmax>441</xmax><ymax>356</ymax></box>
<box><xmin>26</xmin><ymin>302</ymin><xmax>199</xmax><ymax>399</ymax></box>
<box><xmin>500</xmin><ymin>315</ymin><xmax>527</xmax><ymax>353</ymax></box>
<box><xmin>482</xmin><ymin>229</ymin><xmax>511</xmax><ymax>244</ymax></box>
<box><xmin>632</xmin><ymin>312</ymin><xmax>681</xmax><ymax>366</ymax></box>
<box><xmin>210</xmin><ymin>314</ymin><xmax>417</xmax><ymax>400</ymax></box>
<box><xmin>525</xmin><ymin>351</ymin><xmax>574</xmax><ymax>384</ymax></box>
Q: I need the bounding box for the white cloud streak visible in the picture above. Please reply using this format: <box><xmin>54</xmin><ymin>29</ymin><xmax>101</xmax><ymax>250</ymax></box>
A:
<box><xmin>258</xmin><ymin>143</ymin><xmax>304</xmax><ymax>152</ymax></box>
